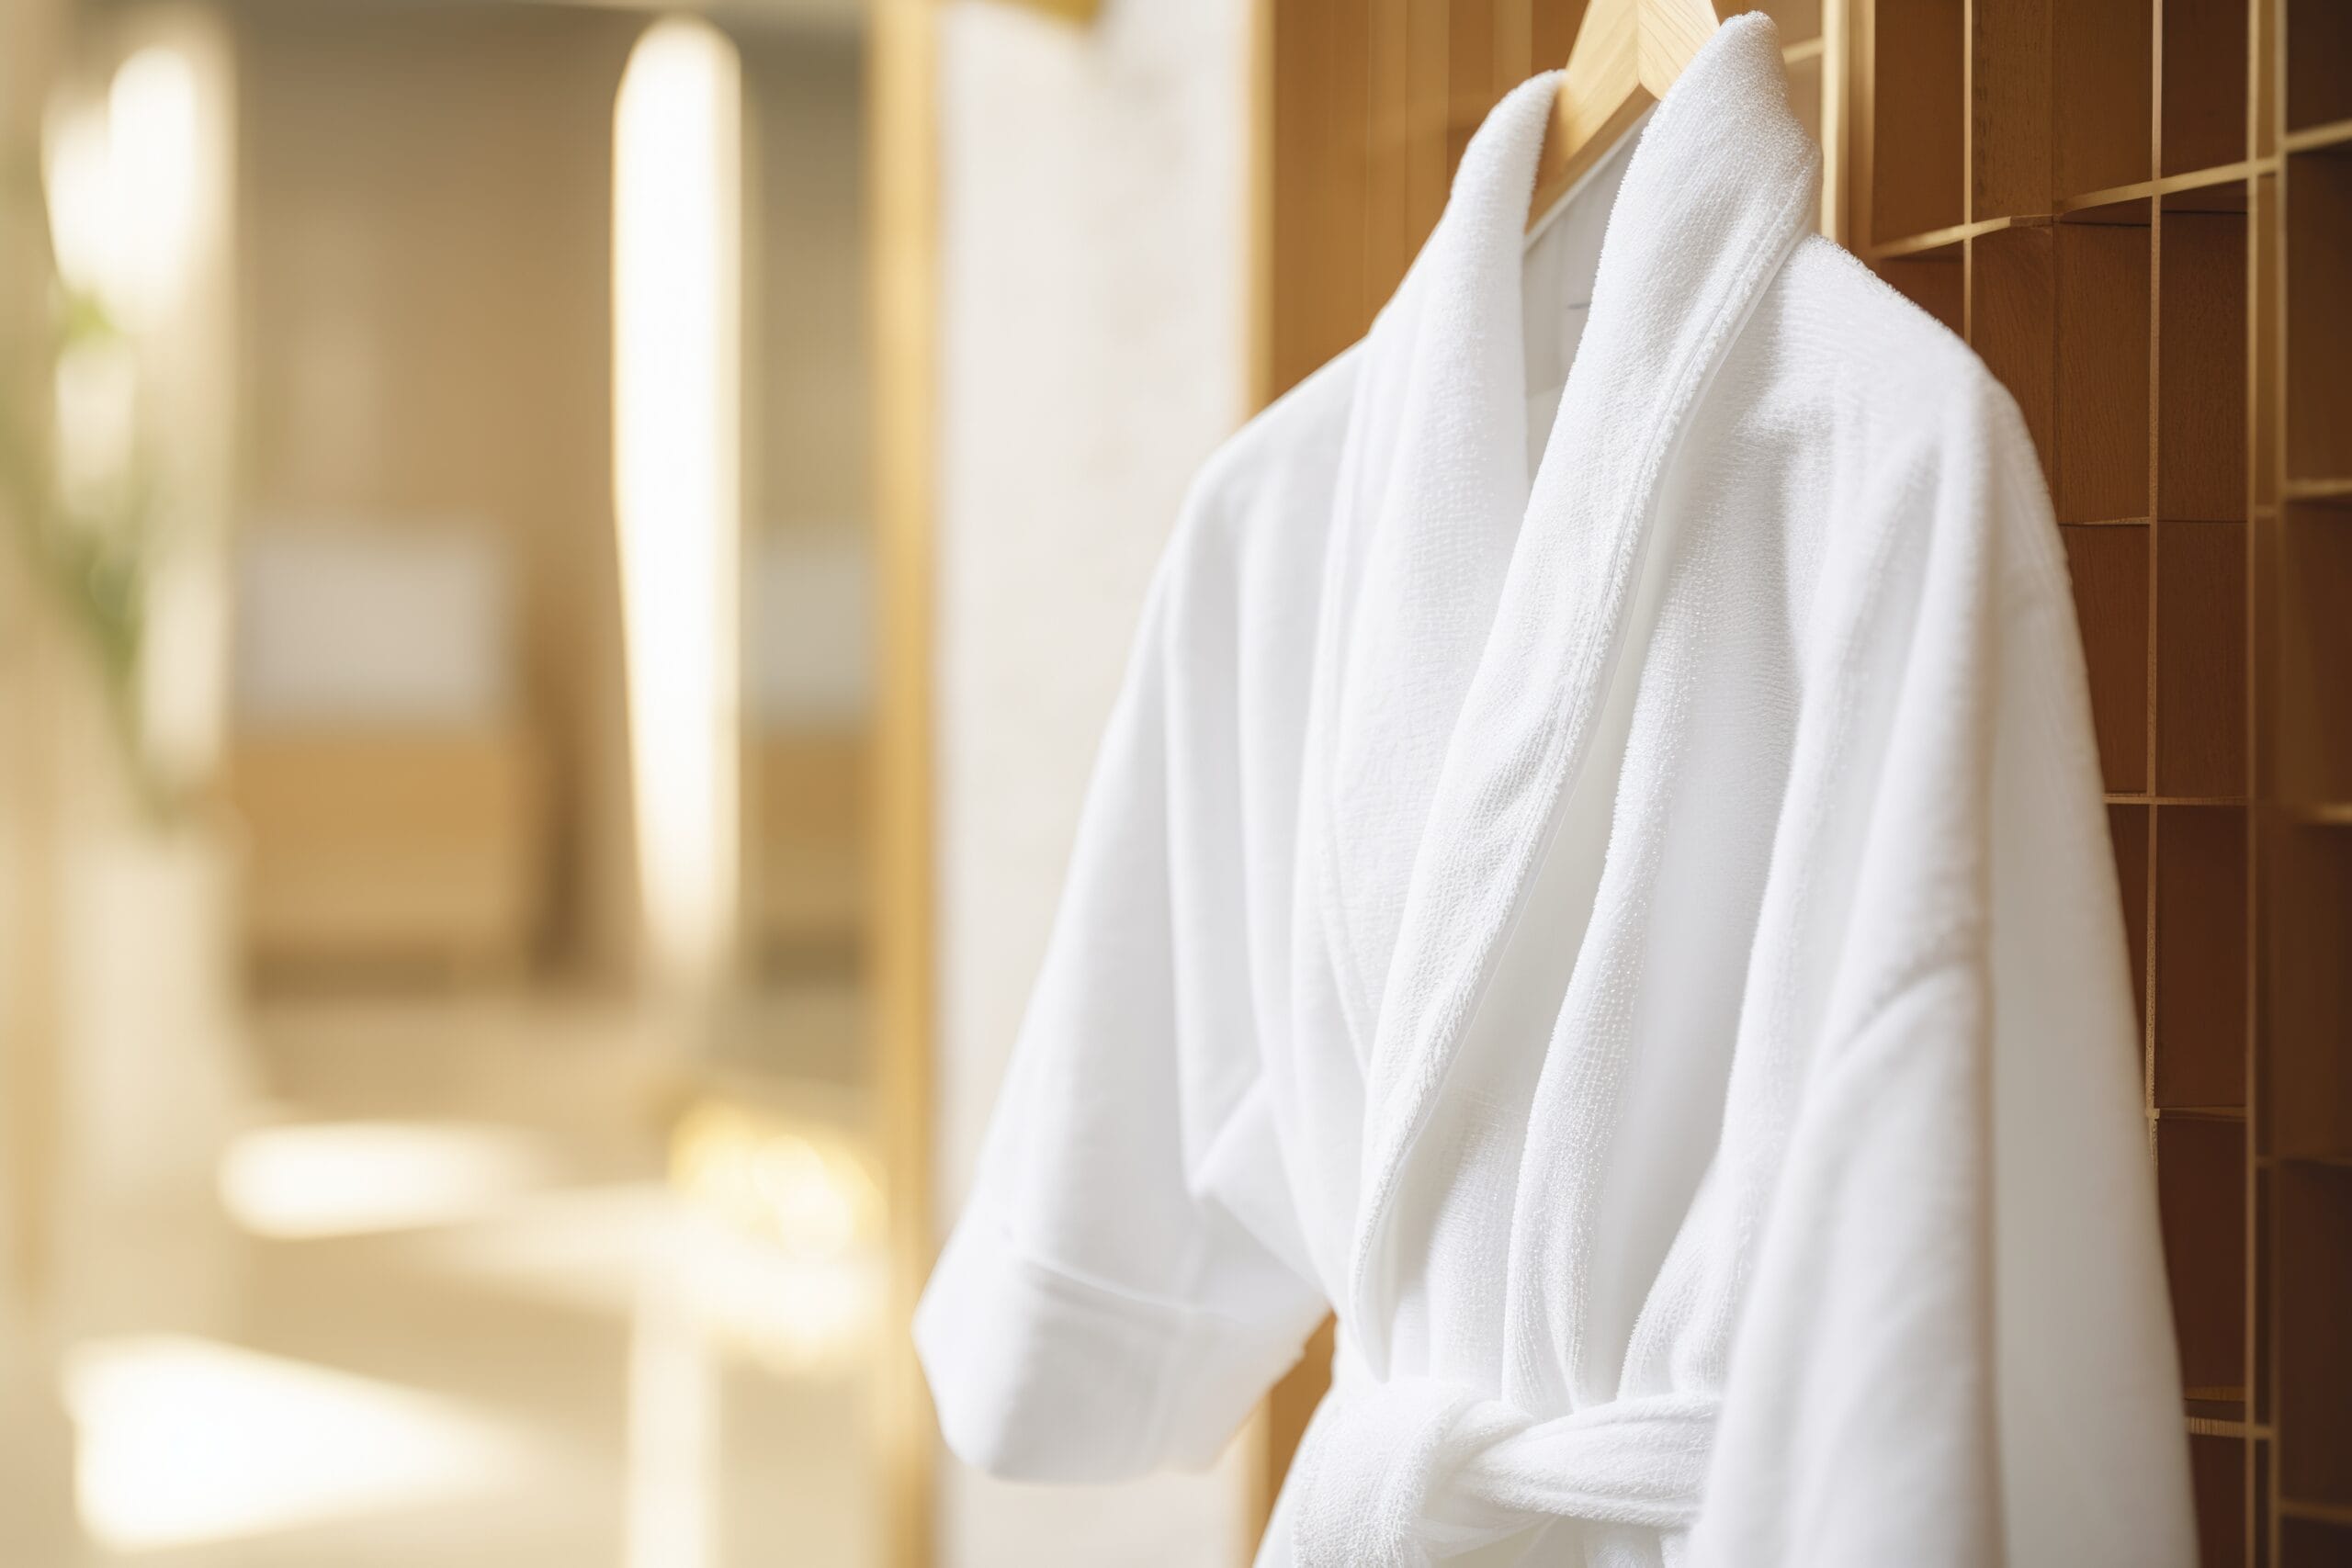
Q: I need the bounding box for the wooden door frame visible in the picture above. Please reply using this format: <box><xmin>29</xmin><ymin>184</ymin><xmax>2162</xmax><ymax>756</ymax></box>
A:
<box><xmin>869</xmin><ymin>1</ymin><xmax>939</xmax><ymax>1564</ymax></box>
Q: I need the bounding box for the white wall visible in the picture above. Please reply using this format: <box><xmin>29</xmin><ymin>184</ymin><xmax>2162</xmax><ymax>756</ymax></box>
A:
<box><xmin>932</xmin><ymin>0</ymin><xmax>1258</xmax><ymax>1564</ymax></box>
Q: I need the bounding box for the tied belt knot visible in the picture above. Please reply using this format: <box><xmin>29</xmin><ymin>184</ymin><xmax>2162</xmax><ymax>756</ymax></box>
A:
<box><xmin>1288</xmin><ymin>1376</ymin><xmax>1719</xmax><ymax>1568</ymax></box>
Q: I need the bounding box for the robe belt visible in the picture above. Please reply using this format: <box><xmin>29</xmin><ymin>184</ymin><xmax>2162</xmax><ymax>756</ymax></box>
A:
<box><xmin>1288</xmin><ymin>1375</ymin><xmax>1719</xmax><ymax>1568</ymax></box>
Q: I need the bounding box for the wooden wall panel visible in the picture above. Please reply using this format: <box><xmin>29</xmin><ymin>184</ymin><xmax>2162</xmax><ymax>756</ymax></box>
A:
<box><xmin>1365</xmin><ymin>0</ymin><xmax>1413</xmax><ymax>298</ymax></box>
<box><xmin>2052</xmin><ymin>0</ymin><xmax>2151</xmax><ymax>197</ymax></box>
<box><xmin>1265</xmin><ymin>0</ymin><xmax>1599</xmax><ymax>395</ymax></box>
<box><xmin>1973</xmin><ymin>0</ymin><xmax>2052</xmax><ymax>220</ymax></box>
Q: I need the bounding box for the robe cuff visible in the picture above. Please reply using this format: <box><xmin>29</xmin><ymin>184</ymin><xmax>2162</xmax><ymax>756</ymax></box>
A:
<box><xmin>915</xmin><ymin>1207</ymin><xmax>1306</xmax><ymax>1482</ymax></box>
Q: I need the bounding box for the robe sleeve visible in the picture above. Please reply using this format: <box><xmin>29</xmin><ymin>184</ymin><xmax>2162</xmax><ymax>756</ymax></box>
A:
<box><xmin>1693</xmin><ymin>381</ymin><xmax>2195</xmax><ymax>1566</ymax></box>
<box><xmin>914</xmin><ymin>479</ymin><xmax>1330</xmax><ymax>1485</ymax></box>
<box><xmin>1977</xmin><ymin>499</ymin><xmax>2198</xmax><ymax>1565</ymax></box>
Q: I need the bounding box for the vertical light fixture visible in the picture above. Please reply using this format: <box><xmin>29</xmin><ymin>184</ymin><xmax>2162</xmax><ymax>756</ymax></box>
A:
<box><xmin>612</xmin><ymin>18</ymin><xmax>745</xmax><ymax>997</ymax></box>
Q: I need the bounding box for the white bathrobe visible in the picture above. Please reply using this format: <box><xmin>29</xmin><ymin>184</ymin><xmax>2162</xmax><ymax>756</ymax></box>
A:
<box><xmin>916</xmin><ymin>17</ymin><xmax>2196</xmax><ymax>1568</ymax></box>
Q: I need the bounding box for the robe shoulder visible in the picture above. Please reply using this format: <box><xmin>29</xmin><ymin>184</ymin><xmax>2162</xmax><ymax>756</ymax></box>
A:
<box><xmin>1777</xmin><ymin>233</ymin><xmax>2038</xmax><ymax>467</ymax></box>
<box><xmin>1769</xmin><ymin>232</ymin><xmax>2067</xmax><ymax>599</ymax></box>
<box><xmin>1159</xmin><ymin>344</ymin><xmax>1363</xmax><ymax>580</ymax></box>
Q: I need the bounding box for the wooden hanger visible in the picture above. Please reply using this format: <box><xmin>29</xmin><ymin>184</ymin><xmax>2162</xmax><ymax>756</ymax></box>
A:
<box><xmin>1527</xmin><ymin>0</ymin><xmax>1720</xmax><ymax>230</ymax></box>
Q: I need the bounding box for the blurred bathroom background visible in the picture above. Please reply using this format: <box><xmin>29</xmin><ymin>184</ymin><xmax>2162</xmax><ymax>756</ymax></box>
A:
<box><xmin>1</xmin><ymin>0</ymin><xmax>889</xmax><ymax>1561</ymax></box>
<box><xmin>0</xmin><ymin>0</ymin><xmax>1270</xmax><ymax>1562</ymax></box>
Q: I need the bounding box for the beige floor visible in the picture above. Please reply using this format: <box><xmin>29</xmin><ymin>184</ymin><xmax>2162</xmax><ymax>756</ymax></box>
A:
<box><xmin>1</xmin><ymin>987</ymin><xmax>883</xmax><ymax>1568</ymax></box>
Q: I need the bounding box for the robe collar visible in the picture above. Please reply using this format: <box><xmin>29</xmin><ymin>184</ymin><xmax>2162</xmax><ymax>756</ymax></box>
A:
<box><xmin>1317</xmin><ymin>13</ymin><xmax>1824</xmax><ymax>1365</ymax></box>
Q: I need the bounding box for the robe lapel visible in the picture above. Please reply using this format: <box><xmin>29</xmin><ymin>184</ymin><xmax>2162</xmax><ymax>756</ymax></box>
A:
<box><xmin>1338</xmin><ymin>15</ymin><xmax>1825</xmax><ymax>1366</ymax></box>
